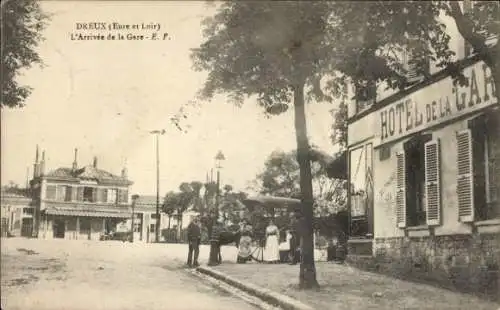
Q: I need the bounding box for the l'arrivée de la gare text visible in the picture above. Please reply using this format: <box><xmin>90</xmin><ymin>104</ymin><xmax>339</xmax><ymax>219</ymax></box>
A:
<box><xmin>70</xmin><ymin>22</ymin><xmax>170</xmax><ymax>41</ymax></box>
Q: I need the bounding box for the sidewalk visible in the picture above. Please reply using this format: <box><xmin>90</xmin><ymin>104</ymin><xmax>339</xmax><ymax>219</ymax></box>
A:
<box><xmin>212</xmin><ymin>262</ymin><xmax>500</xmax><ymax>310</ymax></box>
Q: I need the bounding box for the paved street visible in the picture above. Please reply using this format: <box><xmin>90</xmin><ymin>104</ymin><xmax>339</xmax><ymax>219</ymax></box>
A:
<box><xmin>1</xmin><ymin>238</ymin><xmax>255</xmax><ymax>310</ymax></box>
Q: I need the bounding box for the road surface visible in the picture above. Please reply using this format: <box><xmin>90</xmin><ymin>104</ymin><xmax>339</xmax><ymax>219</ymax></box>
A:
<box><xmin>1</xmin><ymin>238</ymin><xmax>257</xmax><ymax>310</ymax></box>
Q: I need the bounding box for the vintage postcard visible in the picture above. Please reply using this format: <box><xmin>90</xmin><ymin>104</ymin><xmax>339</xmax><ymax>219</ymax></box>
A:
<box><xmin>1</xmin><ymin>1</ymin><xmax>499</xmax><ymax>309</ymax></box>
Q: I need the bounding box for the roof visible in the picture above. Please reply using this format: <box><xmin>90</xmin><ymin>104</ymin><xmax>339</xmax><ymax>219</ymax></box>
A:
<box><xmin>1</xmin><ymin>191</ymin><xmax>32</xmax><ymax>205</ymax></box>
<box><xmin>241</xmin><ymin>196</ymin><xmax>302</xmax><ymax>212</ymax></box>
<box><xmin>45</xmin><ymin>165</ymin><xmax>133</xmax><ymax>185</ymax></box>
<box><xmin>135</xmin><ymin>195</ymin><xmax>158</xmax><ymax>206</ymax></box>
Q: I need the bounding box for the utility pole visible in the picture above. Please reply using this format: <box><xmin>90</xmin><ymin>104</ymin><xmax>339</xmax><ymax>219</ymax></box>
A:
<box><xmin>150</xmin><ymin>129</ymin><xmax>165</xmax><ymax>242</ymax></box>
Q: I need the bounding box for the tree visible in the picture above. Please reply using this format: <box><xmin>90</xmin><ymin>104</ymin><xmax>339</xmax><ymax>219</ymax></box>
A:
<box><xmin>327</xmin><ymin>2</ymin><xmax>498</xmax><ymax>140</ymax></box>
<box><xmin>162</xmin><ymin>192</ymin><xmax>177</xmax><ymax>230</ymax></box>
<box><xmin>1</xmin><ymin>0</ymin><xmax>49</xmax><ymax>108</ymax></box>
<box><xmin>192</xmin><ymin>2</ymin><xmax>349</xmax><ymax>288</ymax></box>
<box><xmin>220</xmin><ymin>185</ymin><xmax>248</xmax><ymax>225</ymax></box>
<box><xmin>255</xmin><ymin>149</ymin><xmax>347</xmax><ymax>217</ymax></box>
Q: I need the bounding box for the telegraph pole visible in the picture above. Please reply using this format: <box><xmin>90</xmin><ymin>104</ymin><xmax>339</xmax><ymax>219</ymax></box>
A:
<box><xmin>150</xmin><ymin>129</ymin><xmax>165</xmax><ymax>242</ymax></box>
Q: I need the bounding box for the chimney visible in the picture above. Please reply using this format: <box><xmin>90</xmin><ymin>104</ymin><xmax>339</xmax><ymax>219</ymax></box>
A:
<box><xmin>72</xmin><ymin>148</ymin><xmax>78</xmax><ymax>171</ymax></box>
<box><xmin>93</xmin><ymin>156</ymin><xmax>98</xmax><ymax>168</ymax></box>
<box><xmin>40</xmin><ymin>151</ymin><xmax>46</xmax><ymax>176</ymax></box>
<box><xmin>121</xmin><ymin>158</ymin><xmax>128</xmax><ymax>178</ymax></box>
<box><xmin>121</xmin><ymin>167</ymin><xmax>128</xmax><ymax>179</ymax></box>
<box><xmin>33</xmin><ymin>145</ymin><xmax>40</xmax><ymax>178</ymax></box>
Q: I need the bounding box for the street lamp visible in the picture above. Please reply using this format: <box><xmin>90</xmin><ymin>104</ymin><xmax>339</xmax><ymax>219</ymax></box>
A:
<box><xmin>208</xmin><ymin>150</ymin><xmax>225</xmax><ymax>266</ymax></box>
<box><xmin>150</xmin><ymin>129</ymin><xmax>166</xmax><ymax>243</ymax></box>
<box><xmin>130</xmin><ymin>194</ymin><xmax>139</xmax><ymax>242</ymax></box>
<box><xmin>215</xmin><ymin>150</ymin><xmax>225</xmax><ymax>221</ymax></box>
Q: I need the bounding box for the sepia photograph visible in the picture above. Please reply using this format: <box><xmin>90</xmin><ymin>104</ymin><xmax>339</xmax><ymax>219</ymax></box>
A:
<box><xmin>1</xmin><ymin>1</ymin><xmax>499</xmax><ymax>309</ymax></box>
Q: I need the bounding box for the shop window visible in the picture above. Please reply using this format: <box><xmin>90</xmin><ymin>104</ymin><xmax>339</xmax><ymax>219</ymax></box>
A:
<box><xmin>83</xmin><ymin>187</ymin><xmax>95</xmax><ymax>202</ymax></box>
<box><xmin>458</xmin><ymin>111</ymin><xmax>500</xmax><ymax>222</ymax></box>
<box><xmin>397</xmin><ymin>134</ymin><xmax>441</xmax><ymax>228</ymax></box>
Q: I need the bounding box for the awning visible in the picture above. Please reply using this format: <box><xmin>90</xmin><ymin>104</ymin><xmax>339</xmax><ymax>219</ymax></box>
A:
<box><xmin>44</xmin><ymin>208</ymin><xmax>131</xmax><ymax>218</ymax></box>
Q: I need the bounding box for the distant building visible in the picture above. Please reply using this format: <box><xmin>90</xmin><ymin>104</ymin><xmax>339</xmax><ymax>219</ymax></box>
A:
<box><xmin>132</xmin><ymin>195</ymin><xmax>169</xmax><ymax>242</ymax></box>
<box><xmin>30</xmin><ymin>147</ymin><xmax>133</xmax><ymax>240</ymax></box>
<box><xmin>1</xmin><ymin>191</ymin><xmax>33</xmax><ymax>237</ymax></box>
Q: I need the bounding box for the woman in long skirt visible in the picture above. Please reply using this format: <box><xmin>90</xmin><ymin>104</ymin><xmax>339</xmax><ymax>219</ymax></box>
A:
<box><xmin>237</xmin><ymin>220</ymin><xmax>253</xmax><ymax>263</ymax></box>
<box><xmin>263</xmin><ymin>219</ymin><xmax>280</xmax><ymax>263</ymax></box>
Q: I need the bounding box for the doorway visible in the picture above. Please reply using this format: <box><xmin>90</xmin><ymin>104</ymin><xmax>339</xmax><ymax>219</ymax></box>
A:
<box><xmin>53</xmin><ymin>219</ymin><xmax>65</xmax><ymax>238</ymax></box>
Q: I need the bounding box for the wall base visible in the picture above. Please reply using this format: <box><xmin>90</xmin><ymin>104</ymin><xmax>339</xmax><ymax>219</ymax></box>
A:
<box><xmin>347</xmin><ymin>233</ymin><xmax>500</xmax><ymax>302</ymax></box>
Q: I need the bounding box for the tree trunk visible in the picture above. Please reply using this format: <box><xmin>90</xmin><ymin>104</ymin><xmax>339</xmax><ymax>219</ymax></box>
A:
<box><xmin>293</xmin><ymin>82</ymin><xmax>320</xmax><ymax>289</ymax></box>
<box><xmin>168</xmin><ymin>216</ymin><xmax>171</xmax><ymax>230</ymax></box>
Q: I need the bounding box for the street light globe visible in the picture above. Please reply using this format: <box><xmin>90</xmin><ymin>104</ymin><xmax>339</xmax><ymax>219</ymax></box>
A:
<box><xmin>215</xmin><ymin>151</ymin><xmax>225</xmax><ymax>168</ymax></box>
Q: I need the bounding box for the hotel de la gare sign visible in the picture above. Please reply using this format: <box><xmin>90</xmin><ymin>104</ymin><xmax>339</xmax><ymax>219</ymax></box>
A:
<box><xmin>377</xmin><ymin>61</ymin><xmax>497</xmax><ymax>146</ymax></box>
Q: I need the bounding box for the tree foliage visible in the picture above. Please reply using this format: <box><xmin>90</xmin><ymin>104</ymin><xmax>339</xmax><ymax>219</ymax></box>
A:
<box><xmin>254</xmin><ymin>149</ymin><xmax>347</xmax><ymax>217</ymax></box>
<box><xmin>1</xmin><ymin>0</ymin><xmax>49</xmax><ymax>108</ymax></box>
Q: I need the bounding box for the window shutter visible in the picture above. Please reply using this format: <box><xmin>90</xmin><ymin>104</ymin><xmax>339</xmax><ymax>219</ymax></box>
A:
<box><xmin>425</xmin><ymin>139</ymin><xmax>441</xmax><ymax>226</ymax></box>
<box><xmin>56</xmin><ymin>185</ymin><xmax>65</xmax><ymax>201</ymax></box>
<box><xmin>457</xmin><ymin>129</ymin><xmax>474</xmax><ymax>222</ymax></box>
<box><xmin>46</xmin><ymin>185</ymin><xmax>57</xmax><ymax>200</ymax></box>
<box><xmin>77</xmin><ymin>187</ymin><xmax>84</xmax><ymax>202</ymax></box>
<box><xmin>396</xmin><ymin>152</ymin><xmax>407</xmax><ymax>228</ymax></box>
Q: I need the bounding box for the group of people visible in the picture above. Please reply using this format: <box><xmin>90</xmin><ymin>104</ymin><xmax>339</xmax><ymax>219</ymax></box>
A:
<box><xmin>185</xmin><ymin>211</ymin><xmax>303</xmax><ymax>267</ymax></box>
<box><xmin>237</xmin><ymin>212</ymin><xmax>302</xmax><ymax>265</ymax></box>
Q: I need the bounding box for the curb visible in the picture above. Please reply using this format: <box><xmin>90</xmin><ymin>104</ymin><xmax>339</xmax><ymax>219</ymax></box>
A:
<box><xmin>196</xmin><ymin>266</ymin><xmax>314</xmax><ymax>310</ymax></box>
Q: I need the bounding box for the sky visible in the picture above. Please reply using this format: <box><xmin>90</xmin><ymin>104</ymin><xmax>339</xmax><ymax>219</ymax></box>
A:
<box><xmin>1</xmin><ymin>1</ymin><xmax>337</xmax><ymax>196</ymax></box>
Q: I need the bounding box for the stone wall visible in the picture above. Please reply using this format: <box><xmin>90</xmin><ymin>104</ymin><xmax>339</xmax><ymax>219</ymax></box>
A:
<box><xmin>348</xmin><ymin>233</ymin><xmax>500</xmax><ymax>301</ymax></box>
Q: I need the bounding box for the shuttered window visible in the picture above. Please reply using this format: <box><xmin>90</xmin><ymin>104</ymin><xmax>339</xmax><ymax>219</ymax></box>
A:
<box><xmin>457</xmin><ymin>129</ymin><xmax>474</xmax><ymax>222</ymax></box>
<box><xmin>396</xmin><ymin>152</ymin><xmax>406</xmax><ymax>228</ymax></box>
<box><xmin>117</xmin><ymin>189</ymin><xmax>129</xmax><ymax>204</ymax></box>
<box><xmin>46</xmin><ymin>185</ymin><xmax>57</xmax><ymax>200</ymax></box>
<box><xmin>425</xmin><ymin>139</ymin><xmax>441</xmax><ymax>226</ymax></box>
<box><xmin>56</xmin><ymin>185</ymin><xmax>66</xmax><ymax>201</ymax></box>
<box><xmin>77</xmin><ymin>187</ymin><xmax>84</xmax><ymax>202</ymax></box>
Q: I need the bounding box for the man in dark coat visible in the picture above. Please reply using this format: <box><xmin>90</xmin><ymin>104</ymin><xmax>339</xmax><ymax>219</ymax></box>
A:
<box><xmin>187</xmin><ymin>216</ymin><xmax>201</xmax><ymax>267</ymax></box>
<box><xmin>288</xmin><ymin>211</ymin><xmax>302</xmax><ymax>265</ymax></box>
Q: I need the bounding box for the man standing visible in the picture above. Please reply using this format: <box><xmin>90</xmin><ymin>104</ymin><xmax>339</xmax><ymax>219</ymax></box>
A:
<box><xmin>288</xmin><ymin>211</ymin><xmax>301</xmax><ymax>265</ymax></box>
<box><xmin>187</xmin><ymin>216</ymin><xmax>201</xmax><ymax>267</ymax></box>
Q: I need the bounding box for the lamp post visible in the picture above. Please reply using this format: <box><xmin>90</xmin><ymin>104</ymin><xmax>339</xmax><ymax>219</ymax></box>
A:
<box><xmin>150</xmin><ymin>129</ymin><xmax>165</xmax><ymax>243</ymax></box>
<box><xmin>215</xmin><ymin>150</ymin><xmax>225</xmax><ymax>221</ymax></box>
<box><xmin>208</xmin><ymin>150</ymin><xmax>225</xmax><ymax>266</ymax></box>
<box><xmin>130</xmin><ymin>194</ymin><xmax>139</xmax><ymax>242</ymax></box>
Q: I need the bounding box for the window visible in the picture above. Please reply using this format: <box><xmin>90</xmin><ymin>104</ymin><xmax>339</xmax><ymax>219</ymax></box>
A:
<box><xmin>23</xmin><ymin>208</ymin><xmax>34</xmax><ymax>215</ymax></box>
<box><xmin>107</xmin><ymin>189</ymin><xmax>117</xmax><ymax>203</ymax></box>
<box><xmin>402</xmin><ymin>48</ymin><xmax>430</xmax><ymax>85</ymax></box>
<box><xmin>397</xmin><ymin>134</ymin><xmax>441</xmax><ymax>228</ymax></box>
<box><xmin>45</xmin><ymin>185</ymin><xmax>56</xmax><ymax>200</ymax></box>
<box><xmin>349</xmin><ymin>143</ymin><xmax>374</xmax><ymax>237</ymax></box>
<box><xmin>65</xmin><ymin>186</ymin><xmax>72</xmax><ymax>202</ymax></box>
<box><xmin>355</xmin><ymin>80</ymin><xmax>376</xmax><ymax>113</ymax></box>
<box><xmin>459</xmin><ymin>111</ymin><xmax>500</xmax><ymax>222</ymax></box>
<box><xmin>56</xmin><ymin>186</ymin><xmax>66</xmax><ymax>201</ymax></box>
<box><xmin>83</xmin><ymin>187</ymin><xmax>95</xmax><ymax>202</ymax></box>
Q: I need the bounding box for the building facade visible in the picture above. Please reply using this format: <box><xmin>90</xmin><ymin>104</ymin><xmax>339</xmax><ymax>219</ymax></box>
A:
<box><xmin>1</xmin><ymin>191</ymin><xmax>33</xmax><ymax>237</ymax></box>
<box><xmin>30</xmin><ymin>148</ymin><xmax>133</xmax><ymax>240</ymax></box>
<box><xmin>132</xmin><ymin>195</ymin><xmax>169</xmax><ymax>243</ymax></box>
<box><xmin>345</xmin><ymin>4</ymin><xmax>499</xmax><ymax>295</ymax></box>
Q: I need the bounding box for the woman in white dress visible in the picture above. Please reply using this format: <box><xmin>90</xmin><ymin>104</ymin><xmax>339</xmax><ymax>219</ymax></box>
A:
<box><xmin>263</xmin><ymin>219</ymin><xmax>280</xmax><ymax>263</ymax></box>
